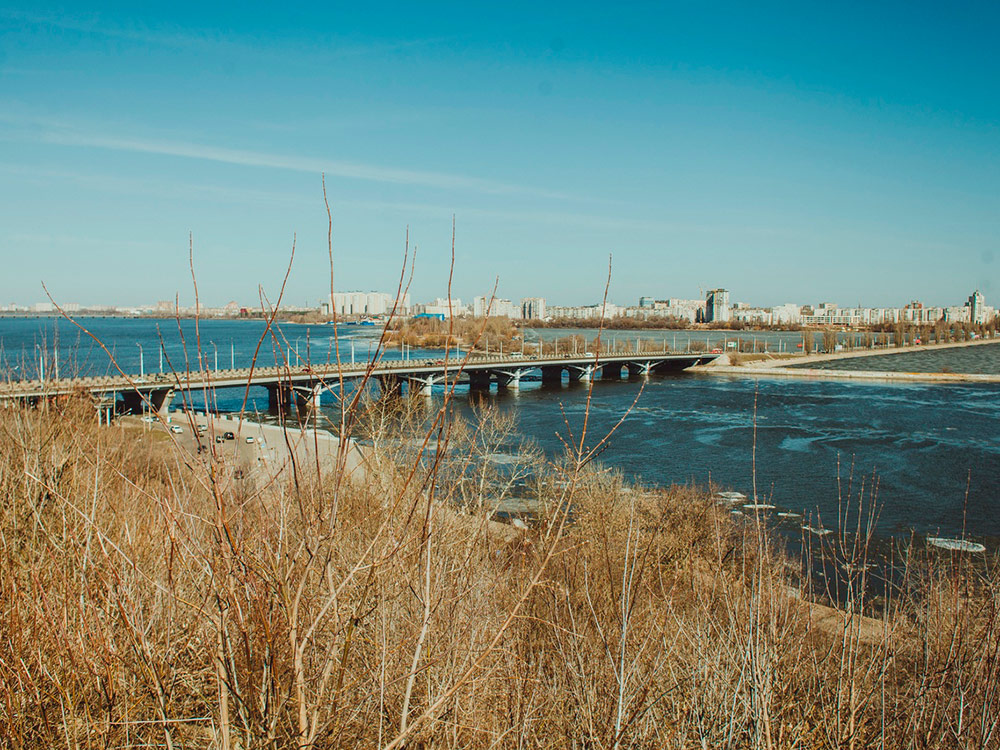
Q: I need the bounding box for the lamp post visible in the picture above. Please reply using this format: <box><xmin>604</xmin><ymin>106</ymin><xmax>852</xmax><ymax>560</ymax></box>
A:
<box><xmin>210</xmin><ymin>342</ymin><xmax>218</xmax><ymax>371</ymax></box>
<box><xmin>231</xmin><ymin>340</ymin><xmax>235</xmax><ymax>369</ymax></box>
<box><xmin>136</xmin><ymin>343</ymin><xmax>144</xmax><ymax>377</ymax></box>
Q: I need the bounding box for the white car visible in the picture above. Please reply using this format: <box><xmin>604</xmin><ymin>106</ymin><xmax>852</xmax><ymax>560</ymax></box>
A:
<box><xmin>245</xmin><ymin>436</ymin><xmax>255</xmax><ymax>444</ymax></box>
<box><xmin>170</xmin><ymin>425</ymin><xmax>183</xmax><ymax>434</ymax></box>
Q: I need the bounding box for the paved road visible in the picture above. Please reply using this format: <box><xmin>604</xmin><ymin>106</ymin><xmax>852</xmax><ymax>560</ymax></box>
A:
<box><xmin>124</xmin><ymin>412</ymin><xmax>367</xmax><ymax>484</ymax></box>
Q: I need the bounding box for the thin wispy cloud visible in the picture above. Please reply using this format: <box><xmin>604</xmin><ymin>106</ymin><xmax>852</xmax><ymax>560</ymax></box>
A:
<box><xmin>3</xmin><ymin>8</ymin><xmax>457</xmax><ymax>61</ymax></box>
<box><xmin>24</xmin><ymin>125</ymin><xmax>573</xmax><ymax>200</ymax></box>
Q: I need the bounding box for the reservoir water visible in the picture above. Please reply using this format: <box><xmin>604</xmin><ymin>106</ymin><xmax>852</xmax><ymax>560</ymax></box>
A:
<box><xmin>3</xmin><ymin>317</ymin><xmax>998</xmax><ymax>543</ymax></box>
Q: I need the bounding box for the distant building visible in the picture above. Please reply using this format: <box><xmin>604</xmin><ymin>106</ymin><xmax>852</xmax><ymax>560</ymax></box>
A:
<box><xmin>413</xmin><ymin>298</ymin><xmax>468</xmax><ymax>318</ymax></box>
<box><xmin>473</xmin><ymin>296</ymin><xmax>518</xmax><ymax>318</ymax></box>
<box><xmin>327</xmin><ymin>291</ymin><xmax>410</xmax><ymax>317</ymax></box>
<box><xmin>968</xmin><ymin>290</ymin><xmax>986</xmax><ymax>324</ymax></box>
<box><xmin>705</xmin><ymin>289</ymin><xmax>730</xmax><ymax>323</ymax></box>
<box><xmin>801</xmin><ymin>304</ymin><xmax>867</xmax><ymax>327</ymax></box>
<box><xmin>638</xmin><ymin>296</ymin><xmax>656</xmax><ymax>308</ymax></box>
<box><xmin>770</xmin><ymin>303</ymin><xmax>801</xmax><ymax>325</ymax></box>
<box><xmin>732</xmin><ymin>307</ymin><xmax>773</xmax><ymax>325</ymax></box>
<box><xmin>546</xmin><ymin>303</ymin><xmax>622</xmax><ymax>320</ymax></box>
<box><xmin>520</xmin><ymin>297</ymin><xmax>546</xmax><ymax>320</ymax></box>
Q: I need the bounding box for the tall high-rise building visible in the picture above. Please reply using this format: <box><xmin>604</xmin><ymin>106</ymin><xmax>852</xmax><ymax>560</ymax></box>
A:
<box><xmin>968</xmin><ymin>290</ymin><xmax>986</xmax><ymax>324</ymax></box>
<box><xmin>520</xmin><ymin>297</ymin><xmax>546</xmax><ymax>320</ymax></box>
<box><xmin>705</xmin><ymin>289</ymin><xmax>730</xmax><ymax>323</ymax></box>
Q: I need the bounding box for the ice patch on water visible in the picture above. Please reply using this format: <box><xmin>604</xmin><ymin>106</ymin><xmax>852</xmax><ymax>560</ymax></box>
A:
<box><xmin>484</xmin><ymin>452</ymin><xmax>522</xmax><ymax>465</ymax></box>
<box><xmin>927</xmin><ymin>537</ymin><xmax>986</xmax><ymax>553</ymax></box>
<box><xmin>694</xmin><ymin>428</ymin><xmax>724</xmax><ymax>447</ymax></box>
<box><xmin>803</xmin><ymin>525</ymin><xmax>834</xmax><ymax>537</ymax></box>
<box><xmin>779</xmin><ymin>436</ymin><xmax>818</xmax><ymax>453</ymax></box>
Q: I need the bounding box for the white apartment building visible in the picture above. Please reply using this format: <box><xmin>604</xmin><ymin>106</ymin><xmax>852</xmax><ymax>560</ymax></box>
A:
<box><xmin>546</xmin><ymin>303</ymin><xmax>623</xmax><ymax>320</ymax></box>
<box><xmin>732</xmin><ymin>307</ymin><xmax>773</xmax><ymax>325</ymax></box>
<box><xmin>968</xmin><ymin>290</ymin><xmax>987</xmax><ymax>324</ymax></box>
<box><xmin>413</xmin><ymin>298</ymin><xmax>469</xmax><ymax>318</ymax></box>
<box><xmin>770</xmin><ymin>303</ymin><xmax>801</xmax><ymax>325</ymax></box>
<box><xmin>520</xmin><ymin>297</ymin><xmax>546</xmax><ymax>320</ymax></box>
<box><xmin>327</xmin><ymin>291</ymin><xmax>410</xmax><ymax>317</ymax></box>
<box><xmin>473</xmin><ymin>296</ymin><xmax>519</xmax><ymax>318</ymax></box>
<box><xmin>705</xmin><ymin>289</ymin><xmax>730</xmax><ymax>323</ymax></box>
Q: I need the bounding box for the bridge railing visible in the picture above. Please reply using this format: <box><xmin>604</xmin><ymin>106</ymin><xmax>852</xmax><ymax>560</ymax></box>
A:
<box><xmin>0</xmin><ymin>347</ymin><xmax>713</xmax><ymax>396</ymax></box>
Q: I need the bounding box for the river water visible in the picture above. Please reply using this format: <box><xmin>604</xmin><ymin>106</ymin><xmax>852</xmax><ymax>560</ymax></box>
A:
<box><xmin>3</xmin><ymin>317</ymin><xmax>998</xmax><ymax>543</ymax></box>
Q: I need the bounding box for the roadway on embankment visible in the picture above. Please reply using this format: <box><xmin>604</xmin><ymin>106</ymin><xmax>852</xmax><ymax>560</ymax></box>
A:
<box><xmin>693</xmin><ymin>337</ymin><xmax>1000</xmax><ymax>384</ymax></box>
<box><xmin>123</xmin><ymin>412</ymin><xmax>368</xmax><ymax>485</ymax></box>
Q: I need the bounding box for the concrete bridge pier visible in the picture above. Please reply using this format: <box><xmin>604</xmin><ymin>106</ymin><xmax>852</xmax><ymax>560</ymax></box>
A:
<box><xmin>627</xmin><ymin>361</ymin><xmax>653</xmax><ymax>378</ymax></box>
<box><xmin>468</xmin><ymin>370</ymin><xmax>492</xmax><ymax>390</ymax></box>
<box><xmin>541</xmin><ymin>366</ymin><xmax>563</xmax><ymax>385</ymax></box>
<box><xmin>121</xmin><ymin>387</ymin><xmax>174</xmax><ymax>417</ymax></box>
<box><xmin>567</xmin><ymin>365</ymin><xmax>594</xmax><ymax>383</ymax></box>
<box><xmin>407</xmin><ymin>374</ymin><xmax>442</xmax><ymax>396</ymax></box>
<box><xmin>92</xmin><ymin>393</ymin><xmax>117</xmax><ymax>424</ymax></box>
<box><xmin>266</xmin><ymin>384</ymin><xmax>290</xmax><ymax>412</ymax></box>
<box><xmin>293</xmin><ymin>383</ymin><xmax>323</xmax><ymax>412</ymax></box>
<box><xmin>495</xmin><ymin>368</ymin><xmax>532</xmax><ymax>390</ymax></box>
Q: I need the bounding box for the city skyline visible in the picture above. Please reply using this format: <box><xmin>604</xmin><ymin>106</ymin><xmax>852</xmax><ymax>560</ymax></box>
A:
<box><xmin>1</xmin><ymin>3</ymin><xmax>998</xmax><ymax>307</ymax></box>
<box><xmin>4</xmin><ymin>286</ymin><xmax>992</xmax><ymax>329</ymax></box>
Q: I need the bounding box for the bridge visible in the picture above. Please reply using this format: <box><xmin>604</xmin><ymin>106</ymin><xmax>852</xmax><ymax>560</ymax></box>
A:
<box><xmin>0</xmin><ymin>350</ymin><xmax>718</xmax><ymax>417</ymax></box>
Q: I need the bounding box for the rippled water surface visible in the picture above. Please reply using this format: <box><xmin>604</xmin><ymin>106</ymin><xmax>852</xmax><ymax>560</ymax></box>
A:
<box><xmin>454</xmin><ymin>374</ymin><xmax>1000</xmax><ymax>540</ymax></box>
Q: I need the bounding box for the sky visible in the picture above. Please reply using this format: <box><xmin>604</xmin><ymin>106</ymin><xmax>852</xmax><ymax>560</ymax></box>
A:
<box><xmin>0</xmin><ymin>1</ymin><xmax>997</xmax><ymax>309</ymax></box>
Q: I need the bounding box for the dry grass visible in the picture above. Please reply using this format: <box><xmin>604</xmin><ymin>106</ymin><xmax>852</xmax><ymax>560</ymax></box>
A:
<box><xmin>1</xmin><ymin>395</ymin><xmax>998</xmax><ymax>749</ymax></box>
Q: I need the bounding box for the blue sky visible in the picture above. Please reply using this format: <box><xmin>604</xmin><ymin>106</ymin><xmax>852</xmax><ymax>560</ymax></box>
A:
<box><xmin>0</xmin><ymin>2</ymin><xmax>997</xmax><ymax>308</ymax></box>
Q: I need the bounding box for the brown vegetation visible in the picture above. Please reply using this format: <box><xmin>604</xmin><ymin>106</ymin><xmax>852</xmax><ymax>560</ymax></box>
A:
<box><xmin>2</xmin><ymin>393</ymin><xmax>999</xmax><ymax>748</ymax></box>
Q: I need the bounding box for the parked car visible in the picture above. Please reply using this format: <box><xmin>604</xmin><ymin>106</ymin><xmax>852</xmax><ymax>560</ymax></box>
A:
<box><xmin>223</xmin><ymin>431</ymin><xmax>235</xmax><ymax>441</ymax></box>
<box><xmin>245</xmin><ymin>436</ymin><xmax>255</xmax><ymax>444</ymax></box>
<box><xmin>170</xmin><ymin>425</ymin><xmax>183</xmax><ymax>434</ymax></box>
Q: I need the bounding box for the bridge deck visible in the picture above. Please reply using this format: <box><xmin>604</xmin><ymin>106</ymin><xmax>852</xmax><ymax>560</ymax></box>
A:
<box><xmin>0</xmin><ymin>351</ymin><xmax>717</xmax><ymax>400</ymax></box>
